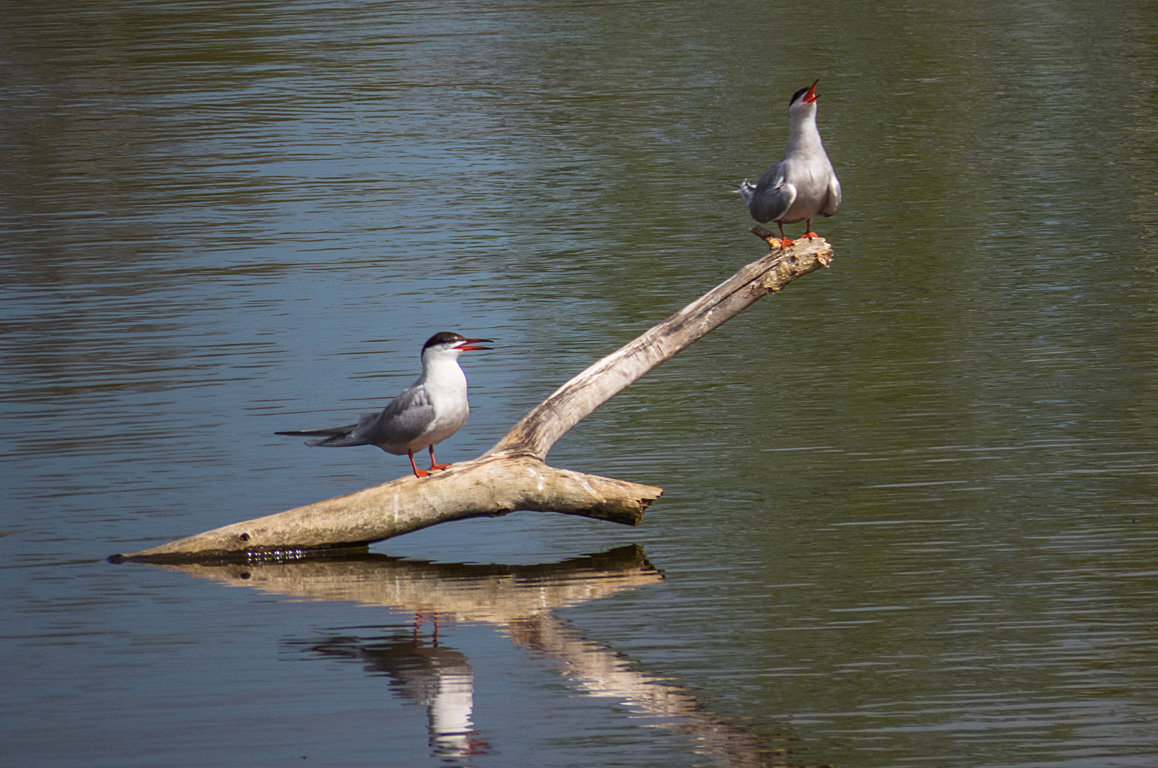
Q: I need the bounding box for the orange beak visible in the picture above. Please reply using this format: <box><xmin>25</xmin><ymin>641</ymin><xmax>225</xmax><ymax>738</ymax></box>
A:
<box><xmin>802</xmin><ymin>79</ymin><xmax>819</xmax><ymax>103</ymax></box>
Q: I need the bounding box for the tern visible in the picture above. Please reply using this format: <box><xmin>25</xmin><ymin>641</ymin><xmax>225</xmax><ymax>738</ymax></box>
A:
<box><xmin>277</xmin><ymin>332</ymin><xmax>492</xmax><ymax>478</ymax></box>
<box><xmin>739</xmin><ymin>79</ymin><xmax>841</xmax><ymax>247</ymax></box>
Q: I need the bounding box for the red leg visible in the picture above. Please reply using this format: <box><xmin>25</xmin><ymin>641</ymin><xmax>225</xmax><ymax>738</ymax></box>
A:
<box><xmin>408</xmin><ymin>450</ymin><xmax>429</xmax><ymax>478</ymax></box>
<box><xmin>428</xmin><ymin>445</ymin><xmax>450</xmax><ymax>472</ymax></box>
<box><xmin>802</xmin><ymin>218</ymin><xmax>819</xmax><ymax>239</ymax></box>
<box><xmin>777</xmin><ymin>221</ymin><xmax>795</xmax><ymax>248</ymax></box>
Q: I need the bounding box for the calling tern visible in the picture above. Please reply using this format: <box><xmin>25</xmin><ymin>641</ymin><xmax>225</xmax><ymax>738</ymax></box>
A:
<box><xmin>277</xmin><ymin>332</ymin><xmax>492</xmax><ymax>477</ymax></box>
<box><xmin>739</xmin><ymin>79</ymin><xmax>842</xmax><ymax>247</ymax></box>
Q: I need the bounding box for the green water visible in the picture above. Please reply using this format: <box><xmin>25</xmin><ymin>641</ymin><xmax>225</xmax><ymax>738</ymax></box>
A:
<box><xmin>2</xmin><ymin>1</ymin><xmax>1155</xmax><ymax>766</ymax></box>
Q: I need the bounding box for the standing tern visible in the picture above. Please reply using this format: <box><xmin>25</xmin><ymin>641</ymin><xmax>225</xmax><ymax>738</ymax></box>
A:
<box><xmin>277</xmin><ymin>332</ymin><xmax>492</xmax><ymax>478</ymax></box>
<box><xmin>739</xmin><ymin>79</ymin><xmax>841</xmax><ymax>247</ymax></box>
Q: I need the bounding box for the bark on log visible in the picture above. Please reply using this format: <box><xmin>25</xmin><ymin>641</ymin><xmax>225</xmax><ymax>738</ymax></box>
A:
<box><xmin>111</xmin><ymin>236</ymin><xmax>833</xmax><ymax>563</ymax></box>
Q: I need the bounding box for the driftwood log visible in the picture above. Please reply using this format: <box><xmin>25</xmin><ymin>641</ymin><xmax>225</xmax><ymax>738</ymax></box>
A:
<box><xmin>112</xmin><ymin>233</ymin><xmax>832</xmax><ymax>563</ymax></box>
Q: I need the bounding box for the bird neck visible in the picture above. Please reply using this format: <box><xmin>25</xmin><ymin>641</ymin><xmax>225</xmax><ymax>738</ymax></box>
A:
<box><xmin>787</xmin><ymin>108</ymin><xmax>823</xmax><ymax>153</ymax></box>
<box><xmin>420</xmin><ymin>354</ymin><xmax>468</xmax><ymax>394</ymax></box>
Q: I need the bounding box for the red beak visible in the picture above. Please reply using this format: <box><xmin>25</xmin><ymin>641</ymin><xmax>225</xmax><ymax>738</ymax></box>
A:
<box><xmin>456</xmin><ymin>338</ymin><xmax>494</xmax><ymax>352</ymax></box>
<box><xmin>803</xmin><ymin>79</ymin><xmax>819</xmax><ymax>103</ymax></box>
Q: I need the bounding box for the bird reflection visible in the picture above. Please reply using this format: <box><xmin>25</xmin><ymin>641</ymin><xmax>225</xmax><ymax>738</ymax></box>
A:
<box><xmin>156</xmin><ymin>546</ymin><xmax>811</xmax><ymax>767</ymax></box>
<box><xmin>294</xmin><ymin>633</ymin><xmax>489</xmax><ymax>762</ymax></box>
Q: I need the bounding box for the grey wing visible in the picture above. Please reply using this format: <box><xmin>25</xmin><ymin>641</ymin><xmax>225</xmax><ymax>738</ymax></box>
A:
<box><xmin>355</xmin><ymin>384</ymin><xmax>433</xmax><ymax>448</ymax></box>
<box><xmin>747</xmin><ymin>163</ymin><xmax>796</xmax><ymax>224</ymax></box>
<box><xmin>821</xmin><ymin>172</ymin><xmax>842</xmax><ymax>217</ymax></box>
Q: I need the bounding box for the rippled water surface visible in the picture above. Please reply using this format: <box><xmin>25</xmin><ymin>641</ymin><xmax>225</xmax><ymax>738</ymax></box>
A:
<box><xmin>2</xmin><ymin>2</ymin><xmax>1156</xmax><ymax>766</ymax></box>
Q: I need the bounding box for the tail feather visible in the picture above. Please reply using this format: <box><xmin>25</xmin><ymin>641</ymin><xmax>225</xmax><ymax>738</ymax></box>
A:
<box><xmin>275</xmin><ymin>425</ymin><xmax>367</xmax><ymax>448</ymax></box>
<box><xmin>736</xmin><ymin>178</ymin><xmax>757</xmax><ymax>206</ymax></box>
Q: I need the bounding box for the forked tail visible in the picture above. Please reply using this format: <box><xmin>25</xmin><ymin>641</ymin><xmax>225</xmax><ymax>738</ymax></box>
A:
<box><xmin>736</xmin><ymin>178</ymin><xmax>757</xmax><ymax>206</ymax></box>
<box><xmin>275</xmin><ymin>425</ymin><xmax>365</xmax><ymax>447</ymax></box>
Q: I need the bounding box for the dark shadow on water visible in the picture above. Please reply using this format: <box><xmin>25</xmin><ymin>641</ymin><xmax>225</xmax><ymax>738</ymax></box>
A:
<box><xmin>149</xmin><ymin>546</ymin><xmax>826</xmax><ymax>768</ymax></box>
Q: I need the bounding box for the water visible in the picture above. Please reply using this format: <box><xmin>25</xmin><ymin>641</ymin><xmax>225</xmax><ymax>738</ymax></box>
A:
<box><xmin>2</xmin><ymin>1</ymin><xmax>1156</xmax><ymax>766</ymax></box>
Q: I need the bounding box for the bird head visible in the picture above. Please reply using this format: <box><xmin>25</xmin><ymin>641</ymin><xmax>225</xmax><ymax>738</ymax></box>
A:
<box><xmin>789</xmin><ymin>80</ymin><xmax>820</xmax><ymax>115</ymax></box>
<box><xmin>422</xmin><ymin>332</ymin><xmax>493</xmax><ymax>360</ymax></box>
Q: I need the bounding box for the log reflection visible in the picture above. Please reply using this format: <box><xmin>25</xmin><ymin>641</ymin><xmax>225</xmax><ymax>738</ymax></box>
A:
<box><xmin>156</xmin><ymin>546</ymin><xmax>813</xmax><ymax>767</ymax></box>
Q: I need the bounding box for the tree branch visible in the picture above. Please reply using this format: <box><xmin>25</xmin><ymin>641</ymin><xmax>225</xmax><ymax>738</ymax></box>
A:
<box><xmin>491</xmin><ymin>235</ymin><xmax>831</xmax><ymax>459</ymax></box>
<box><xmin>111</xmin><ymin>237</ymin><xmax>833</xmax><ymax>563</ymax></box>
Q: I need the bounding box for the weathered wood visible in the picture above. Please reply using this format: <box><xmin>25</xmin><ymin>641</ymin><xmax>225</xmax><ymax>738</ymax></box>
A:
<box><xmin>111</xmin><ymin>237</ymin><xmax>833</xmax><ymax>562</ymax></box>
<box><xmin>493</xmin><ymin>235</ymin><xmax>832</xmax><ymax>459</ymax></box>
<box><xmin>113</xmin><ymin>455</ymin><xmax>660</xmax><ymax>563</ymax></box>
